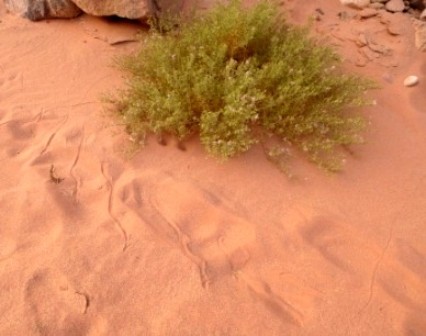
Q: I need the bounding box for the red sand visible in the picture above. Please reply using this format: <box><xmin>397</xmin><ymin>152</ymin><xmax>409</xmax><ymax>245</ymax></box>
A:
<box><xmin>0</xmin><ymin>1</ymin><xmax>425</xmax><ymax>335</ymax></box>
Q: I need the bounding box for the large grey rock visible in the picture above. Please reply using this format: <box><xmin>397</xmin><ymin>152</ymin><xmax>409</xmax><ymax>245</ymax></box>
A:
<box><xmin>4</xmin><ymin>0</ymin><xmax>82</xmax><ymax>21</ymax></box>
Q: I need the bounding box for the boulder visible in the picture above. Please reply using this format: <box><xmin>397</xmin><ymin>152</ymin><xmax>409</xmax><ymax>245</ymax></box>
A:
<box><xmin>68</xmin><ymin>0</ymin><xmax>188</xmax><ymax>19</ymax></box>
<box><xmin>68</xmin><ymin>0</ymin><xmax>216</xmax><ymax>20</ymax></box>
<box><xmin>69</xmin><ymin>0</ymin><xmax>151</xmax><ymax>19</ymax></box>
<box><xmin>4</xmin><ymin>0</ymin><xmax>82</xmax><ymax>21</ymax></box>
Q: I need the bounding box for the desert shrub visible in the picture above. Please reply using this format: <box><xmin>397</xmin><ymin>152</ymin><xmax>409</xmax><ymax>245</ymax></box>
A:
<box><xmin>113</xmin><ymin>0</ymin><xmax>375</xmax><ymax>170</ymax></box>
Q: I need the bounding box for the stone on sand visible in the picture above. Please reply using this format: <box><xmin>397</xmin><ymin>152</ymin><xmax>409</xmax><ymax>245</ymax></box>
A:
<box><xmin>403</xmin><ymin>75</ymin><xmax>419</xmax><ymax>86</ymax></box>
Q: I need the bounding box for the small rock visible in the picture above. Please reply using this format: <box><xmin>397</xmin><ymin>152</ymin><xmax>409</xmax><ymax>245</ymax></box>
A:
<box><xmin>413</xmin><ymin>19</ymin><xmax>426</xmax><ymax>51</ymax></box>
<box><xmin>360</xmin><ymin>45</ymin><xmax>380</xmax><ymax>60</ymax></box>
<box><xmin>403</xmin><ymin>75</ymin><xmax>419</xmax><ymax>87</ymax></box>
<box><xmin>312</xmin><ymin>13</ymin><xmax>322</xmax><ymax>21</ymax></box>
<box><xmin>387</xmin><ymin>23</ymin><xmax>403</xmax><ymax>35</ymax></box>
<box><xmin>365</xmin><ymin>35</ymin><xmax>393</xmax><ymax>55</ymax></box>
<box><xmin>338</xmin><ymin>11</ymin><xmax>350</xmax><ymax>20</ymax></box>
<box><xmin>315</xmin><ymin>8</ymin><xmax>325</xmax><ymax>15</ymax></box>
<box><xmin>385</xmin><ymin>0</ymin><xmax>405</xmax><ymax>12</ymax></box>
<box><xmin>340</xmin><ymin>0</ymin><xmax>371</xmax><ymax>9</ymax></box>
<box><xmin>359</xmin><ymin>8</ymin><xmax>379</xmax><ymax>17</ymax></box>
<box><xmin>420</xmin><ymin>9</ymin><xmax>426</xmax><ymax>20</ymax></box>
<box><xmin>356</xmin><ymin>33</ymin><xmax>369</xmax><ymax>46</ymax></box>
<box><xmin>382</xmin><ymin>12</ymin><xmax>406</xmax><ymax>35</ymax></box>
<box><xmin>369</xmin><ymin>2</ymin><xmax>385</xmax><ymax>9</ymax></box>
<box><xmin>355</xmin><ymin>56</ymin><xmax>368</xmax><ymax>66</ymax></box>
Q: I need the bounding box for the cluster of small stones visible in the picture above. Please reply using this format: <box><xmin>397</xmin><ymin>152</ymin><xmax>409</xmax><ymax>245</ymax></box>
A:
<box><xmin>341</xmin><ymin>0</ymin><xmax>425</xmax><ymax>14</ymax></box>
<box><xmin>369</xmin><ymin>0</ymin><xmax>425</xmax><ymax>13</ymax></box>
<box><xmin>340</xmin><ymin>0</ymin><xmax>423</xmax><ymax>87</ymax></box>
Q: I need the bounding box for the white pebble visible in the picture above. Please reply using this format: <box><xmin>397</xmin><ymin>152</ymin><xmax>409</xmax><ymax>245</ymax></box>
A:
<box><xmin>403</xmin><ymin>75</ymin><xmax>419</xmax><ymax>87</ymax></box>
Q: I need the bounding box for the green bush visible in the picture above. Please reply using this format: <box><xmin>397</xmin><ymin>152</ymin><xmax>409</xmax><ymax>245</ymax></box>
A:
<box><xmin>113</xmin><ymin>0</ymin><xmax>375</xmax><ymax>170</ymax></box>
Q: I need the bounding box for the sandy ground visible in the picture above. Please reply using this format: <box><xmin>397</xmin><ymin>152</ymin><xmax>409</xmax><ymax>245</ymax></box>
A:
<box><xmin>0</xmin><ymin>0</ymin><xmax>426</xmax><ymax>335</ymax></box>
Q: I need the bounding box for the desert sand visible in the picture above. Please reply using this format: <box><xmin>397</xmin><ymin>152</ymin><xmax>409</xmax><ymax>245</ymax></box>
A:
<box><xmin>0</xmin><ymin>0</ymin><xmax>425</xmax><ymax>335</ymax></box>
